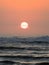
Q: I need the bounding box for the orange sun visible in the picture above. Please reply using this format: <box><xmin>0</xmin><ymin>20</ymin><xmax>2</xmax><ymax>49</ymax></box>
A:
<box><xmin>20</xmin><ymin>22</ymin><xmax>28</xmax><ymax>29</ymax></box>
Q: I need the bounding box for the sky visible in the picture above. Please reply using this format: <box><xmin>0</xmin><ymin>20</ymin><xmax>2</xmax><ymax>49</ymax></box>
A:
<box><xmin>0</xmin><ymin>0</ymin><xmax>49</xmax><ymax>37</ymax></box>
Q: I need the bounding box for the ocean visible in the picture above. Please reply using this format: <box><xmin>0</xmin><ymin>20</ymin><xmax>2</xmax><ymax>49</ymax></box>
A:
<box><xmin>0</xmin><ymin>37</ymin><xmax>49</xmax><ymax>65</ymax></box>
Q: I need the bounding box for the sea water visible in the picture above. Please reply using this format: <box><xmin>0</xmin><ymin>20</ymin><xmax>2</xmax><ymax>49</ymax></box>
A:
<box><xmin>0</xmin><ymin>41</ymin><xmax>49</xmax><ymax>65</ymax></box>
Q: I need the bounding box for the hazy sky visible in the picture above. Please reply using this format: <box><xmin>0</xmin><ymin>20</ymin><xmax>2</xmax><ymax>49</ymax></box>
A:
<box><xmin>0</xmin><ymin>0</ymin><xmax>49</xmax><ymax>37</ymax></box>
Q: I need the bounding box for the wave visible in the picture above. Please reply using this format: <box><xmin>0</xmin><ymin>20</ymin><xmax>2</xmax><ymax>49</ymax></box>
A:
<box><xmin>0</xmin><ymin>46</ymin><xmax>49</xmax><ymax>50</ymax></box>
<box><xmin>0</xmin><ymin>54</ymin><xmax>49</xmax><ymax>60</ymax></box>
<box><xmin>0</xmin><ymin>60</ymin><xmax>49</xmax><ymax>65</ymax></box>
<box><xmin>0</xmin><ymin>36</ymin><xmax>49</xmax><ymax>44</ymax></box>
<box><xmin>0</xmin><ymin>36</ymin><xmax>49</xmax><ymax>65</ymax></box>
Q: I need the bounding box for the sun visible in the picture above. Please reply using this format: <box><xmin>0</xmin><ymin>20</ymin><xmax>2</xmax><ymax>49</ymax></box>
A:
<box><xmin>20</xmin><ymin>22</ymin><xmax>28</xmax><ymax>29</ymax></box>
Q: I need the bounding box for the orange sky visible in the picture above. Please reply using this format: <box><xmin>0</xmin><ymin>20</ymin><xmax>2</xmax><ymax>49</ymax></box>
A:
<box><xmin>0</xmin><ymin>0</ymin><xmax>49</xmax><ymax>37</ymax></box>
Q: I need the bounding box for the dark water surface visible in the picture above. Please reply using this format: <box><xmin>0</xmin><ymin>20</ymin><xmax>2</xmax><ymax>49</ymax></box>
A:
<box><xmin>0</xmin><ymin>42</ymin><xmax>49</xmax><ymax>65</ymax></box>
